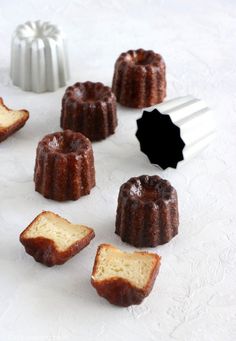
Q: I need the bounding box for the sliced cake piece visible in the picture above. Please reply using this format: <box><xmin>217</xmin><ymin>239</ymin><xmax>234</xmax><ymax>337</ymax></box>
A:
<box><xmin>0</xmin><ymin>98</ymin><xmax>29</xmax><ymax>142</ymax></box>
<box><xmin>91</xmin><ymin>244</ymin><xmax>161</xmax><ymax>307</ymax></box>
<box><xmin>20</xmin><ymin>211</ymin><xmax>95</xmax><ymax>267</ymax></box>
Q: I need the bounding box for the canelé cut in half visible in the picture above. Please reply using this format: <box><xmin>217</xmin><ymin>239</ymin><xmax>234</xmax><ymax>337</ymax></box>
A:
<box><xmin>91</xmin><ymin>244</ymin><xmax>161</xmax><ymax>307</ymax></box>
<box><xmin>115</xmin><ymin>175</ymin><xmax>179</xmax><ymax>247</ymax></box>
<box><xmin>34</xmin><ymin>129</ymin><xmax>95</xmax><ymax>201</ymax></box>
<box><xmin>0</xmin><ymin>97</ymin><xmax>29</xmax><ymax>142</ymax></box>
<box><xmin>20</xmin><ymin>211</ymin><xmax>95</xmax><ymax>267</ymax></box>
<box><xmin>61</xmin><ymin>81</ymin><xmax>117</xmax><ymax>141</ymax></box>
<box><xmin>112</xmin><ymin>49</ymin><xmax>166</xmax><ymax>108</ymax></box>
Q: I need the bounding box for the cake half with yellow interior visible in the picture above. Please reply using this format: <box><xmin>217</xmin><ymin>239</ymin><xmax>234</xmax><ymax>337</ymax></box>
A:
<box><xmin>91</xmin><ymin>244</ymin><xmax>161</xmax><ymax>307</ymax></box>
<box><xmin>20</xmin><ymin>211</ymin><xmax>95</xmax><ymax>266</ymax></box>
<box><xmin>0</xmin><ymin>98</ymin><xmax>29</xmax><ymax>142</ymax></box>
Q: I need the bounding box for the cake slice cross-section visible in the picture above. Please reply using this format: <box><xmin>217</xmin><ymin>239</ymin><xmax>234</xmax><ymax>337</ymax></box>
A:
<box><xmin>0</xmin><ymin>98</ymin><xmax>29</xmax><ymax>142</ymax></box>
<box><xmin>20</xmin><ymin>211</ymin><xmax>95</xmax><ymax>267</ymax></box>
<box><xmin>91</xmin><ymin>244</ymin><xmax>161</xmax><ymax>307</ymax></box>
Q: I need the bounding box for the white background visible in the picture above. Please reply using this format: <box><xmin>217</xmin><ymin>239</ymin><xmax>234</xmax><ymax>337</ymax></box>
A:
<box><xmin>0</xmin><ymin>1</ymin><xmax>235</xmax><ymax>340</ymax></box>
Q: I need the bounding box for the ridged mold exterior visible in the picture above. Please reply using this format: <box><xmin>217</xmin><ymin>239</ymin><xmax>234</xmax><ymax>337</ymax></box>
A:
<box><xmin>10</xmin><ymin>20</ymin><xmax>69</xmax><ymax>92</ymax></box>
<box><xmin>115</xmin><ymin>175</ymin><xmax>179</xmax><ymax>247</ymax></box>
<box><xmin>112</xmin><ymin>49</ymin><xmax>166</xmax><ymax>108</ymax></box>
<box><xmin>154</xmin><ymin>96</ymin><xmax>215</xmax><ymax>162</ymax></box>
<box><xmin>136</xmin><ymin>96</ymin><xmax>216</xmax><ymax>170</ymax></box>
<box><xmin>61</xmin><ymin>81</ymin><xmax>117</xmax><ymax>141</ymax></box>
<box><xmin>34</xmin><ymin>130</ymin><xmax>95</xmax><ymax>201</ymax></box>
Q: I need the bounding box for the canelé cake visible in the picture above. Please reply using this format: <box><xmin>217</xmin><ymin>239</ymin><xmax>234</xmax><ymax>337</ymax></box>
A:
<box><xmin>115</xmin><ymin>175</ymin><xmax>179</xmax><ymax>247</ymax></box>
<box><xmin>20</xmin><ymin>211</ymin><xmax>95</xmax><ymax>267</ymax></box>
<box><xmin>0</xmin><ymin>97</ymin><xmax>29</xmax><ymax>142</ymax></box>
<box><xmin>34</xmin><ymin>130</ymin><xmax>95</xmax><ymax>201</ymax></box>
<box><xmin>112</xmin><ymin>49</ymin><xmax>166</xmax><ymax>108</ymax></box>
<box><xmin>91</xmin><ymin>244</ymin><xmax>161</xmax><ymax>307</ymax></box>
<box><xmin>61</xmin><ymin>81</ymin><xmax>117</xmax><ymax>141</ymax></box>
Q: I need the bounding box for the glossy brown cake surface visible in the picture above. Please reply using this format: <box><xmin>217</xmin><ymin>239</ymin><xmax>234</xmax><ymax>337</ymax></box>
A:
<box><xmin>112</xmin><ymin>49</ymin><xmax>166</xmax><ymax>108</ymax></box>
<box><xmin>115</xmin><ymin>175</ymin><xmax>179</xmax><ymax>247</ymax></box>
<box><xmin>61</xmin><ymin>81</ymin><xmax>117</xmax><ymax>141</ymax></box>
<box><xmin>34</xmin><ymin>130</ymin><xmax>95</xmax><ymax>201</ymax></box>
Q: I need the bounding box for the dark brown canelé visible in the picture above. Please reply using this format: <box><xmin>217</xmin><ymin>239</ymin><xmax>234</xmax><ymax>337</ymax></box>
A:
<box><xmin>61</xmin><ymin>81</ymin><xmax>117</xmax><ymax>141</ymax></box>
<box><xmin>112</xmin><ymin>49</ymin><xmax>166</xmax><ymax>108</ymax></box>
<box><xmin>115</xmin><ymin>175</ymin><xmax>179</xmax><ymax>247</ymax></box>
<box><xmin>34</xmin><ymin>130</ymin><xmax>95</xmax><ymax>201</ymax></box>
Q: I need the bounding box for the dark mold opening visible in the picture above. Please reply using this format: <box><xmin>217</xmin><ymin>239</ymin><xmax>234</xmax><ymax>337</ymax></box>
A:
<box><xmin>136</xmin><ymin>109</ymin><xmax>185</xmax><ymax>170</ymax></box>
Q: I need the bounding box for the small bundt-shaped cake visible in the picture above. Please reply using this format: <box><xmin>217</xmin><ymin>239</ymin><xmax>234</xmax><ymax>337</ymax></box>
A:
<box><xmin>115</xmin><ymin>175</ymin><xmax>178</xmax><ymax>247</ymax></box>
<box><xmin>34</xmin><ymin>130</ymin><xmax>95</xmax><ymax>201</ymax></box>
<box><xmin>112</xmin><ymin>49</ymin><xmax>166</xmax><ymax>108</ymax></box>
<box><xmin>61</xmin><ymin>81</ymin><xmax>117</xmax><ymax>141</ymax></box>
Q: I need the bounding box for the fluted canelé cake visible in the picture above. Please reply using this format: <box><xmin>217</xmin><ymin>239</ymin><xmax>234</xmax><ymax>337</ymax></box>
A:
<box><xmin>112</xmin><ymin>49</ymin><xmax>166</xmax><ymax>108</ymax></box>
<box><xmin>61</xmin><ymin>81</ymin><xmax>117</xmax><ymax>141</ymax></box>
<box><xmin>34</xmin><ymin>130</ymin><xmax>95</xmax><ymax>201</ymax></box>
<box><xmin>115</xmin><ymin>175</ymin><xmax>179</xmax><ymax>247</ymax></box>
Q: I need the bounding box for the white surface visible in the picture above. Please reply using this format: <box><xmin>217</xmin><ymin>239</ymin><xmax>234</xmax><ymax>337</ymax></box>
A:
<box><xmin>10</xmin><ymin>20</ymin><xmax>69</xmax><ymax>92</ymax></box>
<box><xmin>0</xmin><ymin>1</ymin><xmax>235</xmax><ymax>340</ymax></box>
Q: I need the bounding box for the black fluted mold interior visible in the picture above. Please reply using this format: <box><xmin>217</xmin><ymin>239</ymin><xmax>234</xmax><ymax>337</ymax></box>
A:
<box><xmin>136</xmin><ymin>109</ymin><xmax>185</xmax><ymax>170</ymax></box>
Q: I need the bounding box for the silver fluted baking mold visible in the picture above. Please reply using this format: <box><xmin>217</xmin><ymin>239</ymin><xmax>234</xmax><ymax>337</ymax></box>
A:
<box><xmin>10</xmin><ymin>20</ymin><xmax>69</xmax><ymax>93</ymax></box>
<box><xmin>136</xmin><ymin>96</ymin><xmax>215</xmax><ymax>169</ymax></box>
<box><xmin>156</xmin><ymin>96</ymin><xmax>215</xmax><ymax>161</ymax></box>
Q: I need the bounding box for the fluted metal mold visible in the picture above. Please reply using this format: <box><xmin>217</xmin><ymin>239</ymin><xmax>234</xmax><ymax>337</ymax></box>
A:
<box><xmin>115</xmin><ymin>175</ymin><xmax>179</xmax><ymax>247</ymax></box>
<box><xmin>34</xmin><ymin>130</ymin><xmax>95</xmax><ymax>201</ymax></box>
<box><xmin>136</xmin><ymin>96</ymin><xmax>215</xmax><ymax>169</ymax></box>
<box><xmin>10</xmin><ymin>20</ymin><xmax>69</xmax><ymax>93</ymax></box>
<box><xmin>156</xmin><ymin>96</ymin><xmax>215</xmax><ymax>161</ymax></box>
